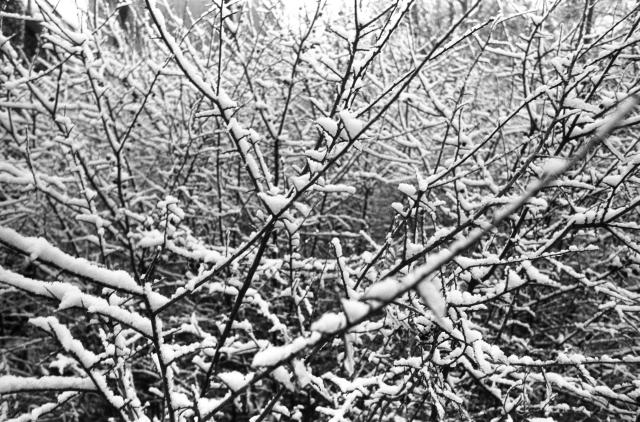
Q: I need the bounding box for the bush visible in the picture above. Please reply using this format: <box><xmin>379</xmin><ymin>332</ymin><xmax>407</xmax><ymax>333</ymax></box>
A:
<box><xmin>1</xmin><ymin>0</ymin><xmax>640</xmax><ymax>421</ymax></box>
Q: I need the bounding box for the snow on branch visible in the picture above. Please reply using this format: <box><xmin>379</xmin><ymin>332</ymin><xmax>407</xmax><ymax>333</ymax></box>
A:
<box><xmin>0</xmin><ymin>376</ymin><xmax>97</xmax><ymax>394</ymax></box>
<box><xmin>0</xmin><ymin>227</ymin><xmax>152</xmax><ymax>296</ymax></box>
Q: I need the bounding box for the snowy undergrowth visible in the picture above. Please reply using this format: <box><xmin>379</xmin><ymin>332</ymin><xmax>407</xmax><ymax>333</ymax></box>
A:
<box><xmin>2</xmin><ymin>0</ymin><xmax>640</xmax><ymax>421</ymax></box>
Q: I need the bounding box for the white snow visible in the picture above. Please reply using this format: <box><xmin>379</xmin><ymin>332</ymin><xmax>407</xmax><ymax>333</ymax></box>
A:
<box><xmin>219</xmin><ymin>371</ymin><xmax>252</xmax><ymax>391</ymax></box>
<box><xmin>594</xmin><ymin>95</ymin><xmax>639</xmax><ymax>138</ymax></box>
<box><xmin>310</xmin><ymin>312</ymin><xmax>346</xmax><ymax>333</ymax></box>
<box><xmin>147</xmin><ymin>4</ymin><xmax>212</xmax><ymax>87</ymax></box>
<box><xmin>144</xmin><ymin>284</ymin><xmax>171</xmax><ymax>312</ymax></box>
<box><xmin>228</xmin><ymin>118</ymin><xmax>250</xmax><ymax>139</ymax></box>
<box><xmin>521</xmin><ymin>261</ymin><xmax>559</xmax><ymax>287</ymax></box>
<box><xmin>290</xmin><ymin>173</ymin><xmax>311</xmax><ymax>191</ymax></box>
<box><xmin>317</xmin><ymin>184</ymin><xmax>356</xmax><ymax>194</ymax></box>
<box><xmin>29</xmin><ymin>317</ymin><xmax>99</xmax><ymax>368</ymax></box>
<box><xmin>406</xmin><ymin>242</ymin><xmax>424</xmax><ymax>259</ymax></box>
<box><xmin>292</xmin><ymin>359</ymin><xmax>312</xmax><ymax>388</ymax></box>
<box><xmin>257</xmin><ymin>192</ymin><xmax>290</xmax><ymax>215</ymax></box>
<box><xmin>270</xmin><ymin>367</ymin><xmax>295</xmax><ymax>391</ymax></box>
<box><xmin>0</xmin><ymin>267</ymin><xmax>153</xmax><ymax>336</ymax></box>
<box><xmin>0</xmin><ymin>227</ymin><xmax>141</xmax><ymax>294</ymax></box>
<box><xmin>252</xmin><ymin>332</ymin><xmax>321</xmax><ymax>367</ymax></box>
<box><xmin>3</xmin><ymin>392</ymin><xmax>77</xmax><ymax>422</ymax></box>
<box><xmin>398</xmin><ymin>183</ymin><xmax>417</xmax><ymax>197</ymax></box>
<box><xmin>341</xmin><ymin>299</ymin><xmax>370</xmax><ymax>322</ymax></box>
<box><xmin>541</xmin><ymin>157</ymin><xmax>567</xmax><ymax>177</ymax></box>
<box><xmin>416</xmin><ymin>279</ymin><xmax>447</xmax><ymax>324</ymax></box>
<box><xmin>218</xmin><ymin>88</ymin><xmax>237</xmax><ymax>110</ymax></box>
<box><xmin>316</xmin><ymin>116</ymin><xmax>339</xmax><ymax>137</ymax></box>
<box><xmin>197</xmin><ymin>397</ymin><xmax>224</xmax><ymax>418</ymax></box>
<box><xmin>602</xmin><ymin>175</ymin><xmax>622</xmax><ymax>186</ymax></box>
<box><xmin>338</xmin><ymin>109</ymin><xmax>365</xmax><ymax>139</ymax></box>
<box><xmin>0</xmin><ymin>375</ymin><xmax>96</xmax><ymax>393</ymax></box>
<box><xmin>391</xmin><ymin>202</ymin><xmax>405</xmax><ymax>214</ymax></box>
<box><xmin>305</xmin><ymin>149</ymin><xmax>326</xmax><ymax>162</ymax></box>
<box><xmin>363</xmin><ymin>279</ymin><xmax>401</xmax><ymax>301</ymax></box>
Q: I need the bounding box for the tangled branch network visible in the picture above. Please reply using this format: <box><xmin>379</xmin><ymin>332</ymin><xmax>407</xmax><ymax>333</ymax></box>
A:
<box><xmin>1</xmin><ymin>0</ymin><xmax>640</xmax><ymax>421</ymax></box>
